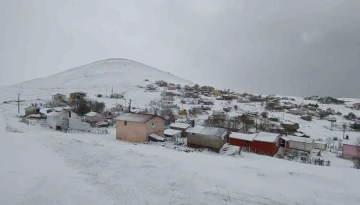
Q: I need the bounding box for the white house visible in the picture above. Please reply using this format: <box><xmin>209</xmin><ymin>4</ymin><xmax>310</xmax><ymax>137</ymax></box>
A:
<box><xmin>52</xmin><ymin>93</ymin><xmax>66</xmax><ymax>103</ymax></box>
<box><xmin>85</xmin><ymin>111</ymin><xmax>103</xmax><ymax>123</ymax></box>
<box><xmin>110</xmin><ymin>93</ymin><xmax>124</xmax><ymax>99</ymax></box>
<box><xmin>69</xmin><ymin>112</ymin><xmax>91</xmax><ymax>131</ymax></box>
<box><xmin>313</xmin><ymin>141</ymin><xmax>327</xmax><ymax>151</ymax></box>
<box><xmin>46</xmin><ymin>110</ymin><xmax>71</xmax><ymax>130</ymax></box>
<box><xmin>288</xmin><ymin>108</ymin><xmax>307</xmax><ymax>115</ymax></box>
<box><xmin>281</xmin><ymin>136</ymin><xmax>314</xmax><ymax>152</ymax></box>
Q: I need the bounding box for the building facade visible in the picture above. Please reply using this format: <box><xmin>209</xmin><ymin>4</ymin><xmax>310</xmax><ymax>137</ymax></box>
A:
<box><xmin>115</xmin><ymin>113</ymin><xmax>165</xmax><ymax>143</ymax></box>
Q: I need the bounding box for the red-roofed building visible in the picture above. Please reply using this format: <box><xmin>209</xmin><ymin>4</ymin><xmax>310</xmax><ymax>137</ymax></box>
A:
<box><xmin>229</xmin><ymin>132</ymin><xmax>282</xmax><ymax>156</ymax></box>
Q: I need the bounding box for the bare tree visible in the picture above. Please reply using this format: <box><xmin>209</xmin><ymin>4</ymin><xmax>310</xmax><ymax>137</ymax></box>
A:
<box><xmin>342</xmin><ymin>123</ymin><xmax>347</xmax><ymax>139</ymax></box>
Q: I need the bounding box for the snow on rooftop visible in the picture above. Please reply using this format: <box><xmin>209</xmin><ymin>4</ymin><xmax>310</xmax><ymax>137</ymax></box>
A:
<box><xmin>54</xmin><ymin>107</ymin><xmax>64</xmax><ymax>112</ymax></box>
<box><xmin>115</xmin><ymin>113</ymin><xmax>158</xmax><ymax>123</ymax></box>
<box><xmin>85</xmin><ymin>111</ymin><xmax>99</xmax><ymax>117</ymax></box>
<box><xmin>186</xmin><ymin>126</ymin><xmax>228</xmax><ymax>139</ymax></box>
<box><xmin>25</xmin><ymin>106</ymin><xmax>40</xmax><ymax>110</ymax></box>
<box><xmin>342</xmin><ymin>141</ymin><xmax>359</xmax><ymax>146</ymax></box>
<box><xmin>164</xmin><ymin>129</ymin><xmax>182</xmax><ymax>136</ymax></box>
<box><xmin>254</xmin><ymin>132</ymin><xmax>280</xmax><ymax>143</ymax></box>
<box><xmin>52</xmin><ymin>93</ymin><xmax>65</xmax><ymax>96</ymax></box>
<box><xmin>149</xmin><ymin>134</ymin><xmax>165</xmax><ymax>142</ymax></box>
<box><xmin>47</xmin><ymin>111</ymin><xmax>65</xmax><ymax>117</ymax></box>
<box><xmin>285</xmin><ymin>136</ymin><xmax>314</xmax><ymax>144</ymax></box>
<box><xmin>169</xmin><ymin>122</ymin><xmax>191</xmax><ymax>129</ymax></box>
<box><xmin>25</xmin><ymin>114</ymin><xmax>44</xmax><ymax>118</ymax></box>
<box><xmin>185</xmin><ymin>126</ymin><xmax>205</xmax><ymax>134</ymax></box>
<box><xmin>201</xmin><ymin>127</ymin><xmax>228</xmax><ymax>139</ymax></box>
<box><xmin>230</xmin><ymin>132</ymin><xmax>257</xmax><ymax>141</ymax></box>
<box><xmin>281</xmin><ymin>121</ymin><xmax>297</xmax><ymax>125</ymax></box>
<box><xmin>314</xmin><ymin>140</ymin><xmax>327</xmax><ymax>145</ymax></box>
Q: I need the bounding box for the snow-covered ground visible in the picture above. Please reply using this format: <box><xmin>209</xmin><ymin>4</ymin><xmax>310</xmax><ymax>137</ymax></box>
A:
<box><xmin>1</xmin><ymin>61</ymin><xmax>360</xmax><ymax>204</ymax></box>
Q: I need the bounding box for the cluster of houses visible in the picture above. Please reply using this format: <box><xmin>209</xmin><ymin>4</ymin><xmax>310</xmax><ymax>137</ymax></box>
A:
<box><xmin>21</xmin><ymin>81</ymin><xmax>360</xmax><ymax>162</ymax></box>
<box><xmin>23</xmin><ymin>92</ymin><xmax>111</xmax><ymax>131</ymax></box>
<box><xmin>114</xmin><ymin>112</ymin><xmax>360</xmax><ymax>162</ymax></box>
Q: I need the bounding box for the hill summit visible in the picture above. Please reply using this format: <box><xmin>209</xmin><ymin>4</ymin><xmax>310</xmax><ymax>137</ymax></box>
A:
<box><xmin>14</xmin><ymin>58</ymin><xmax>191</xmax><ymax>89</ymax></box>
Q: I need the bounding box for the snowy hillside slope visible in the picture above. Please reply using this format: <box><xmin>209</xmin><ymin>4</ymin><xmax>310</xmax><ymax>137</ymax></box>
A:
<box><xmin>13</xmin><ymin>58</ymin><xmax>191</xmax><ymax>89</ymax></box>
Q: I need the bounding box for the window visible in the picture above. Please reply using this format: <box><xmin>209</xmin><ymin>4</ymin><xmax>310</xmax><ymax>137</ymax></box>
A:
<box><xmin>151</xmin><ymin>122</ymin><xmax>155</xmax><ymax>127</ymax></box>
<box><xmin>124</xmin><ymin>121</ymin><xmax>127</xmax><ymax>126</ymax></box>
<box><xmin>192</xmin><ymin>133</ymin><xmax>195</xmax><ymax>135</ymax></box>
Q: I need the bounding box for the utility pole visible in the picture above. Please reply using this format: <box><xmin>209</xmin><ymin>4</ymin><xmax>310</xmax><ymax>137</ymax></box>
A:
<box><xmin>111</xmin><ymin>86</ymin><xmax>114</xmax><ymax>95</ymax></box>
<box><xmin>17</xmin><ymin>93</ymin><xmax>20</xmax><ymax>114</ymax></box>
<box><xmin>128</xmin><ymin>99</ymin><xmax>131</xmax><ymax>113</ymax></box>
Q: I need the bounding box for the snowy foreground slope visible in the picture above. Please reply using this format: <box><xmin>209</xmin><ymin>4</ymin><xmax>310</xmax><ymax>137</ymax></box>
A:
<box><xmin>1</xmin><ymin>88</ymin><xmax>360</xmax><ymax>205</ymax></box>
<box><xmin>13</xmin><ymin>58</ymin><xmax>191</xmax><ymax>89</ymax></box>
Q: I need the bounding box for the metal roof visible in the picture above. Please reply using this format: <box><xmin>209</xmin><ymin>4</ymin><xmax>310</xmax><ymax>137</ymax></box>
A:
<box><xmin>164</xmin><ymin>129</ymin><xmax>182</xmax><ymax>136</ymax></box>
<box><xmin>230</xmin><ymin>132</ymin><xmax>257</xmax><ymax>141</ymax></box>
<box><xmin>115</xmin><ymin>113</ymin><xmax>163</xmax><ymax>123</ymax></box>
<box><xmin>282</xmin><ymin>136</ymin><xmax>314</xmax><ymax>144</ymax></box>
<box><xmin>169</xmin><ymin>122</ymin><xmax>191</xmax><ymax>129</ymax></box>
<box><xmin>254</xmin><ymin>132</ymin><xmax>280</xmax><ymax>143</ymax></box>
<box><xmin>186</xmin><ymin>126</ymin><xmax>228</xmax><ymax>139</ymax></box>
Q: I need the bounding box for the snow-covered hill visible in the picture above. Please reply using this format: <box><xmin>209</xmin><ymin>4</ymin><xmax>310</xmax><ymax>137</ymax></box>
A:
<box><xmin>13</xmin><ymin>58</ymin><xmax>191</xmax><ymax>89</ymax></box>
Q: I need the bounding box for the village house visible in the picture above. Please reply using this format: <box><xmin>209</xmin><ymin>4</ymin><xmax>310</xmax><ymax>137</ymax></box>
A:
<box><xmin>199</xmin><ymin>98</ymin><xmax>213</xmax><ymax>105</ymax></box>
<box><xmin>307</xmin><ymin>106</ymin><xmax>317</xmax><ymax>111</ymax></box>
<box><xmin>352</xmin><ymin>103</ymin><xmax>360</xmax><ymax>110</ymax></box>
<box><xmin>115</xmin><ymin>113</ymin><xmax>165</xmax><ymax>143</ymax></box>
<box><xmin>167</xmin><ymin>84</ymin><xmax>177</xmax><ymax>90</ymax></box>
<box><xmin>46</xmin><ymin>109</ymin><xmax>72</xmax><ymax>130</ymax></box>
<box><xmin>145</xmin><ymin>84</ymin><xmax>158</xmax><ymax>92</ymax></box>
<box><xmin>84</xmin><ymin>111</ymin><xmax>103</xmax><ymax>124</ymax></box>
<box><xmin>229</xmin><ymin>132</ymin><xmax>282</xmax><ymax>156</ymax></box>
<box><xmin>52</xmin><ymin>93</ymin><xmax>66</xmax><ymax>104</ymax></box>
<box><xmin>68</xmin><ymin>111</ymin><xmax>91</xmax><ymax>131</ymax></box>
<box><xmin>283</xmin><ymin>104</ymin><xmax>295</xmax><ymax>110</ymax></box>
<box><xmin>212</xmin><ymin>110</ymin><xmax>226</xmax><ymax>120</ymax></box>
<box><xmin>69</xmin><ymin>92</ymin><xmax>87</xmax><ymax>100</ymax></box>
<box><xmin>164</xmin><ymin>129</ymin><xmax>182</xmax><ymax>141</ymax></box>
<box><xmin>313</xmin><ymin>141</ymin><xmax>327</xmax><ymax>151</ymax></box>
<box><xmin>24</xmin><ymin>106</ymin><xmax>40</xmax><ymax>117</ymax></box>
<box><xmin>185</xmin><ymin>126</ymin><xmax>229</xmax><ymax>152</ymax></box>
<box><xmin>342</xmin><ymin>142</ymin><xmax>360</xmax><ymax>159</ymax></box>
<box><xmin>280</xmin><ymin>136</ymin><xmax>314</xmax><ymax>153</ymax></box>
<box><xmin>237</xmin><ymin>97</ymin><xmax>250</xmax><ymax>103</ymax></box>
<box><xmin>288</xmin><ymin>108</ymin><xmax>307</xmax><ymax>115</ymax></box>
<box><xmin>326</xmin><ymin>108</ymin><xmax>336</xmax><ymax>115</ymax></box>
<box><xmin>229</xmin><ymin>132</ymin><xmax>257</xmax><ymax>150</ymax></box>
<box><xmin>110</xmin><ymin>93</ymin><xmax>124</xmax><ymax>99</ymax></box>
<box><xmin>169</xmin><ymin>122</ymin><xmax>191</xmax><ymax>137</ymax></box>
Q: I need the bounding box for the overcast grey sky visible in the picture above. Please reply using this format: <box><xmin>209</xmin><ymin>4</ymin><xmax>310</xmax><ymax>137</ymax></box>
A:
<box><xmin>1</xmin><ymin>0</ymin><xmax>359</xmax><ymax>97</ymax></box>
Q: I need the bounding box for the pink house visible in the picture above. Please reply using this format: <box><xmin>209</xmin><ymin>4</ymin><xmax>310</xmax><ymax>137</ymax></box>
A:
<box><xmin>167</xmin><ymin>85</ymin><xmax>177</xmax><ymax>90</ymax></box>
<box><xmin>353</xmin><ymin>103</ymin><xmax>360</xmax><ymax>110</ymax></box>
<box><xmin>115</xmin><ymin>113</ymin><xmax>165</xmax><ymax>143</ymax></box>
<box><xmin>342</xmin><ymin>143</ymin><xmax>360</xmax><ymax>159</ymax></box>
